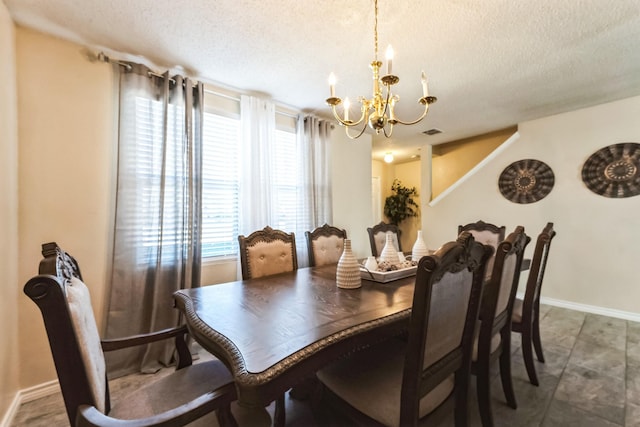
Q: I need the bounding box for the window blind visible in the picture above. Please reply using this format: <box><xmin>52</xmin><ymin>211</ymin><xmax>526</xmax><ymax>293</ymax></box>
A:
<box><xmin>201</xmin><ymin>112</ymin><xmax>241</xmax><ymax>258</ymax></box>
<box><xmin>131</xmin><ymin>89</ymin><xmax>309</xmax><ymax>261</ymax></box>
<box><xmin>131</xmin><ymin>96</ymin><xmax>185</xmax><ymax>261</ymax></box>
<box><xmin>272</xmin><ymin>128</ymin><xmax>298</xmax><ymax>232</ymax></box>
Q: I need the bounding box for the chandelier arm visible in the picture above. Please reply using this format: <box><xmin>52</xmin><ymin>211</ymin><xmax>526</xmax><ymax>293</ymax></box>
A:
<box><xmin>381</xmin><ymin>84</ymin><xmax>392</xmax><ymax>120</ymax></box>
<box><xmin>345</xmin><ymin>120</ymin><xmax>369</xmax><ymax>140</ymax></box>
<box><xmin>390</xmin><ymin>103</ymin><xmax>431</xmax><ymax>126</ymax></box>
<box><xmin>382</xmin><ymin>122</ymin><xmax>394</xmax><ymax>138</ymax></box>
<box><xmin>330</xmin><ymin>103</ymin><xmax>367</xmax><ymax>127</ymax></box>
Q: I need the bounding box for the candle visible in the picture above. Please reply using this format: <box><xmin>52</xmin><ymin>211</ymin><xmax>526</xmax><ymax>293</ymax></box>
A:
<box><xmin>386</xmin><ymin>45</ymin><xmax>394</xmax><ymax>75</ymax></box>
<box><xmin>328</xmin><ymin>72</ymin><xmax>336</xmax><ymax>97</ymax></box>
<box><xmin>421</xmin><ymin>71</ymin><xmax>429</xmax><ymax>97</ymax></box>
<box><xmin>344</xmin><ymin>97</ymin><xmax>350</xmax><ymax>121</ymax></box>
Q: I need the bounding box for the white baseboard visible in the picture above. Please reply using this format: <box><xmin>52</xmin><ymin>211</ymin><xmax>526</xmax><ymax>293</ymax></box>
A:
<box><xmin>0</xmin><ymin>395</ymin><xmax>21</xmax><ymax>427</ymax></box>
<box><xmin>0</xmin><ymin>380</ymin><xmax>59</xmax><ymax>427</ymax></box>
<box><xmin>517</xmin><ymin>292</ymin><xmax>640</xmax><ymax>323</ymax></box>
<box><xmin>20</xmin><ymin>380</ymin><xmax>60</xmax><ymax>403</ymax></box>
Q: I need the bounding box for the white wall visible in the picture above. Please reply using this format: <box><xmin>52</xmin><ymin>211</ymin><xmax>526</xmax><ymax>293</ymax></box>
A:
<box><xmin>0</xmin><ymin>2</ymin><xmax>20</xmax><ymax>420</ymax></box>
<box><xmin>331</xmin><ymin>129</ymin><xmax>373</xmax><ymax>259</ymax></box>
<box><xmin>423</xmin><ymin>96</ymin><xmax>640</xmax><ymax>316</ymax></box>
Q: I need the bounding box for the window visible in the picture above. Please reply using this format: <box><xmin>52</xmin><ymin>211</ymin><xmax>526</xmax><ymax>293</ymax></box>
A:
<box><xmin>131</xmin><ymin>96</ymin><xmax>186</xmax><ymax>261</ymax></box>
<box><xmin>201</xmin><ymin>111</ymin><xmax>241</xmax><ymax>258</ymax></box>
<box><xmin>272</xmin><ymin>116</ymin><xmax>300</xmax><ymax>232</ymax></box>
<box><xmin>199</xmin><ymin>102</ymin><xmax>300</xmax><ymax>259</ymax></box>
<box><xmin>131</xmin><ymin>88</ymin><xmax>306</xmax><ymax>261</ymax></box>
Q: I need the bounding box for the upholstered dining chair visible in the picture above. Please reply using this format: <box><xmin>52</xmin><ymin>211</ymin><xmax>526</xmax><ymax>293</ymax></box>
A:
<box><xmin>471</xmin><ymin>226</ymin><xmax>530</xmax><ymax>427</ymax></box>
<box><xmin>367</xmin><ymin>221</ymin><xmax>401</xmax><ymax>257</ymax></box>
<box><xmin>512</xmin><ymin>222</ymin><xmax>556</xmax><ymax>386</ymax></box>
<box><xmin>237</xmin><ymin>226</ymin><xmax>298</xmax><ymax>425</ymax></box>
<box><xmin>238</xmin><ymin>225</ymin><xmax>298</xmax><ymax>280</ymax></box>
<box><xmin>458</xmin><ymin>220</ymin><xmax>506</xmax><ymax>279</ymax></box>
<box><xmin>305</xmin><ymin>223</ymin><xmax>347</xmax><ymax>267</ymax></box>
<box><xmin>24</xmin><ymin>242</ymin><xmax>269</xmax><ymax>427</ymax></box>
<box><xmin>316</xmin><ymin>232</ymin><xmax>493</xmax><ymax>427</ymax></box>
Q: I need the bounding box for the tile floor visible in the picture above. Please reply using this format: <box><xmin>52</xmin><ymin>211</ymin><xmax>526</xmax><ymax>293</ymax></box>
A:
<box><xmin>10</xmin><ymin>305</ymin><xmax>640</xmax><ymax>426</ymax></box>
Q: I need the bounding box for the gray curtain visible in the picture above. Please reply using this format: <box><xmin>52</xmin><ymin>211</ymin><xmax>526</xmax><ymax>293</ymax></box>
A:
<box><xmin>294</xmin><ymin>115</ymin><xmax>333</xmax><ymax>267</ymax></box>
<box><xmin>105</xmin><ymin>62</ymin><xmax>203</xmax><ymax>377</ymax></box>
<box><xmin>299</xmin><ymin>116</ymin><xmax>333</xmax><ymax>226</ymax></box>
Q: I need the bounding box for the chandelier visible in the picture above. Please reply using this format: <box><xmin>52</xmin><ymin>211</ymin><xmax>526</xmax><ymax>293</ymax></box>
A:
<box><xmin>326</xmin><ymin>0</ymin><xmax>437</xmax><ymax>139</ymax></box>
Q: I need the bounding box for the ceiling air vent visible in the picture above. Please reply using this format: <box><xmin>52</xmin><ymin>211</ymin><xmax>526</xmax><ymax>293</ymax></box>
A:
<box><xmin>422</xmin><ymin>128</ymin><xmax>443</xmax><ymax>136</ymax></box>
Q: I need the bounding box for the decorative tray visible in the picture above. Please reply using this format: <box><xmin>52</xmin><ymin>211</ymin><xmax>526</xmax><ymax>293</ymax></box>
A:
<box><xmin>360</xmin><ymin>265</ymin><xmax>418</xmax><ymax>283</ymax></box>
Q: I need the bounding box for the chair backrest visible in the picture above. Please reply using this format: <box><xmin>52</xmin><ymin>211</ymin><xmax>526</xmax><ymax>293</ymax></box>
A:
<box><xmin>521</xmin><ymin>222</ymin><xmax>556</xmax><ymax>323</ymax></box>
<box><xmin>458</xmin><ymin>220</ymin><xmax>505</xmax><ymax>249</ymax></box>
<box><xmin>238</xmin><ymin>226</ymin><xmax>298</xmax><ymax>279</ymax></box>
<box><xmin>399</xmin><ymin>232</ymin><xmax>493</xmax><ymax>425</ymax></box>
<box><xmin>458</xmin><ymin>220</ymin><xmax>506</xmax><ymax>278</ymax></box>
<box><xmin>367</xmin><ymin>221</ymin><xmax>402</xmax><ymax>257</ymax></box>
<box><xmin>305</xmin><ymin>224</ymin><xmax>347</xmax><ymax>267</ymax></box>
<box><xmin>481</xmin><ymin>226</ymin><xmax>530</xmax><ymax>331</ymax></box>
<box><xmin>23</xmin><ymin>242</ymin><xmax>109</xmax><ymax>425</ymax></box>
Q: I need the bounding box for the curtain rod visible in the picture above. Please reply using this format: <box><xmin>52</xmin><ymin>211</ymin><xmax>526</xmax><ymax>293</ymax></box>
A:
<box><xmin>92</xmin><ymin>51</ymin><xmax>132</xmax><ymax>71</ymax></box>
<box><xmin>88</xmin><ymin>51</ymin><xmax>316</xmax><ymax>117</ymax></box>
<box><xmin>89</xmin><ymin>51</ymin><xmax>178</xmax><ymax>84</ymax></box>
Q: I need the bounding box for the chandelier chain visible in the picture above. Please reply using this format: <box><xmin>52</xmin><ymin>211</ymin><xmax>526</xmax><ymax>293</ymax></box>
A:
<box><xmin>374</xmin><ymin>0</ymin><xmax>378</xmax><ymax>61</ymax></box>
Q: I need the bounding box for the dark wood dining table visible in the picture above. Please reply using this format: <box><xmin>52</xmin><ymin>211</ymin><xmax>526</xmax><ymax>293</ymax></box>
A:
<box><xmin>173</xmin><ymin>264</ymin><xmax>416</xmax><ymax>410</ymax></box>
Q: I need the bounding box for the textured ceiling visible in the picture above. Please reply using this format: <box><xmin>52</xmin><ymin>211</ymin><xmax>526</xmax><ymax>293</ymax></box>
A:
<box><xmin>5</xmin><ymin>0</ymin><xmax>640</xmax><ymax>162</ymax></box>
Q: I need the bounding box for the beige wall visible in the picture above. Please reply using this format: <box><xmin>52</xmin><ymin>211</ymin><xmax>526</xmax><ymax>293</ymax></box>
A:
<box><xmin>10</xmin><ymin>27</ymin><xmax>377</xmax><ymax>398</ymax></box>
<box><xmin>16</xmin><ymin>26</ymin><xmax>114</xmax><ymax>388</ymax></box>
<box><xmin>431</xmin><ymin>127</ymin><xmax>516</xmax><ymax>199</ymax></box>
<box><xmin>423</xmin><ymin>96</ymin><xmax>640</xmax><ymax>316</ymax></box>
<box><xmin>200</xmin><ymin>259</ymin><xmax>238</xmax><ymax>285</ymax></box>
<box><xmin>392</xmin><ymin>161</ymin><xmax>421</xmax><ymax>252</ymax></box>
<box><xmin>0</xmin><ymin>3</ymin><xmax>20</xmax><ymax>419</ymax></box>
<box><xmin>371</xmin><ymin>159</ymin><xmax>422</xmax><ymax>252</ymax></box>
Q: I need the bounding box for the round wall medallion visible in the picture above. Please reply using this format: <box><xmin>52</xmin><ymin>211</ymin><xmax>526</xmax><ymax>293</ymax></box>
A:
<box><xmin>498</xmin><ymin>159</ymin><xmax>555</xmax><ymax>204</ymax></box>
<box><xmin>581</xmin><ymin>142</ymin><xmax>640</xmax><ymax>198</ymax></box>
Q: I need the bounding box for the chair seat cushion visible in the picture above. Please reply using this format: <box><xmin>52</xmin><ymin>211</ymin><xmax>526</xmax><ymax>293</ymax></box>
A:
<box><xmin>512</xmin><ymin>297</ymin><xmax>523</xmax><ymax>324</ymax></box>
<box><xmin>109</xmin><ymin>360</ymin><xmax>270</xmax><ymax>426</ymax></box>
<box><xmin>317</xmin><ymin>338</ymin><xmax>454</xmax><ymax>427</ymax></box>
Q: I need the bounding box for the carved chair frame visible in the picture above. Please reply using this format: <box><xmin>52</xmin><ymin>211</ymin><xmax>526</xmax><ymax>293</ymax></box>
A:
<box><xmin>305</xmin><ymin>224</ymin><xmax>347</xmax><ymax>267</ymax></box>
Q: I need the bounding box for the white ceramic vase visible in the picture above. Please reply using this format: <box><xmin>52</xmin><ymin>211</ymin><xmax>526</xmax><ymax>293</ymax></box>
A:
<box><xmin>379</xmin><ymin>233</ymin><xmax>399</xmax><ymax>265</ymax></box>
<box><xmin>336</xmin><ymin>239</ymin><xmax>362</xmax><ymax>289</ymax></box>
<box><xmin>411</xmin><ymin>230</ymin><xmax>429</xmax><ymax>262</ymax></box>
<box><xmin>364</xmin><ymin>256</ymin><xmax>378</xmax><ymax>271</ymax></box>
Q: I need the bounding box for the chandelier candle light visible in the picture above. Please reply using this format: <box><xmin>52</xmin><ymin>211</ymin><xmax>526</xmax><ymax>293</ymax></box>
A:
<box><xmin>326</xmin><ymin>0</ymin><xmax>437</xmax><ymax>139</ymax></box>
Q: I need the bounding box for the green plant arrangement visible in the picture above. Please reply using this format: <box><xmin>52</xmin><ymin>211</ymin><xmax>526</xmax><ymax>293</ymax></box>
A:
<box><xmin>384</xmin><ymin>179</ymin><xmax>419</xmax><ymax>225</ymax></box>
